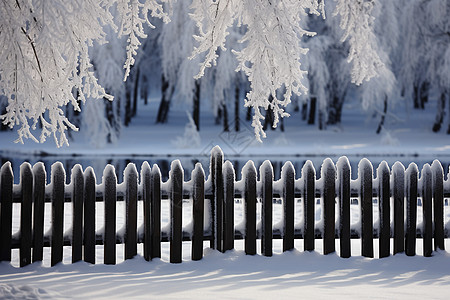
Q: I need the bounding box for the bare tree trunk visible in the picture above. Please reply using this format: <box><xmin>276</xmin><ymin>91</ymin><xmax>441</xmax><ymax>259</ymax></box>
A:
<box><xmin>413</xmin><ymin>84</ymin><xmax>420</xmax><ymax>109</ymax></box>
<box><xmin>132</xmin><ymin>68</ymin><xmax>140</xmax><ymax>118</ymax></box>
<box><xmin>432</xmin><ymin>92</ymin><xmax>446</xmax><ymax>132</ymax></box>
<box><xmin>376</xmin><ymin>95</ymin><xmax>388</xmax><ymax>134</ymax></box>
<box><xmin>301</xmin><ymin>102</ymin><xmax>308</xmax><ymax>121</ymax></box>
<box><xmin>328</xmin><ymin>96</ymin><xmax>345</xmax><ymax>125</ymax></box>
<box><xmin>141</xmin><ymin>74</ymin><xmax>149</xmax><ymax>105</ymax></box>
<box><xmin>308</xmin><ymin>97</ymin><xmax>316</xmax><ymax>125</ymax></box>
<box><xmin>223</xmin><ymin>103</ymin><xmax>229</xmax><ymax>132</ymax></box>
<box><xmin>156</xmin><ymin>75</ymin><xmax>172</xmax><ymax>124</ymax></box>
<box><xmin>124</xmin><ymin>83</ymin><xmax>132</xmax><ymax>127</ymax></box>
<box><xmin>263</xmin><ymin>95</ymin><xmax>274</xmax><ymax>130</ymax></box>
<box><xmin>318</xmin><ymin>109</ymin><xmax>325</xmax><ymax>130</ymax></box>
<box><xmin>246</xmin><ymin>106</ymin><xmax>251</xmax><ymax>121</ymax></box>
<box><xmin>235</xmin><ymin>83</ymin><xmax>240</xmax><ymax>131</ymax></box>
<box><xmin>216</xmin><ymin>107</ymin><xmax>222</xmax><ymax>125</ymax></box>
<box><xmin>419</xmin><ymin>81</ymin><xmax>429</xmax><ymax>109</ymax></box>
<box><xmin>105</xmin><ymin>97</ymin><xmax>120</xmax><ymax>143</ymax></box>
<box><xmin>193</xmin><ymin>81</ymin><xmax>200</xmax><ymax>131</ymax></box>
<box><xmin>446</xmin><ymin>92</ymin><xmax>450</xmax><ymax>134</ymax></box>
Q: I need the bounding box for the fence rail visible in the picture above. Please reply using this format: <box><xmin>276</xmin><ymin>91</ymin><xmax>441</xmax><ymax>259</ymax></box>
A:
<box><xmin>0</xmin><ymin>146</ymin><xmax>449</xmax><ymax>267</ymax></box>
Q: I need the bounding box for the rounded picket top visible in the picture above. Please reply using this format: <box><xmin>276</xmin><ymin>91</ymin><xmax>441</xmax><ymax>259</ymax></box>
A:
<box><xmin>337</xmin><ymin>156</ymin><xmax>350</xmax><ymax>173</ymax></box>
<box><xmin>302</xmin><ymin>160</ymin><xmax>316</xmax><ymax>178</ymax></box>
<box><xmin>192</xmin><ymin>162</ymin><xmax>206</xmax><ymax>189</ymax></box>
<box><xmin>392</xmin><ymin>161</ymin><xmax>405</xmax><ymax>176</ymax></box>
<box><xmin>170</xmin><ymin>159</ymin><xmax>184</xmax><ymax>179</ymax></box>
<box><xmin>71</xmin><ymin>164</ymin><xmax>83</xmax><ymax>180</ymax></box>
<box><xmin>281</xmin><ymin>161</ymin><xmax>295</xmax><ymax>179</ymax></box>
<box><xmin>1</xmin><ymin>161</ymin><xmax>12</xmax><ymax>174</ymax></box>
<box><xmin>242</xmin><ymin>160</ymin><xmax>257</xmax><ymax>179</ymax></box>
<box><xmin>193</xmin><ymin>162</ymin><xmax>205</xmax><ymax>179</ymax></box>
<box><xmin>141</xmin><ymin>161</ymin><xmax>151</xmax><ymax>183</ymax></box>
<box><xmin>260</xmin><ymin>160</ymin><xmax>273</xmax><ymax>181</ymax></box>
<box><xmin>84</xmin><ymin>166</ymin><xmax>96</xmax><ymax>182</ymax></box>
<box><xmin>406</xmin><ymin>162</ymin><xmax>419</xmax><ymax>176</ymax></box>
<box><xmin>103</xmin><ymin>164</ymin><xmax>117</xmax><ymax>188</ymax></box>
<box><xmin>321</xmin><ymin>158</ymin><xmax>335</xmax><ymax>174</ymax></box>
<box><xmin>51</xmin><ymin>161</ymin><xmax>65</xmax><ymax>182</ymax></box>
<box><xmin>421</xmin><ymin>163</ymin><xmax>432</xmax><ymax>180</ymax></box>
<box><xmin>32</xmin><ymin>162</ymin><xmax>46</xmax><ymax>182</ymax></box>
<box><xmin>431</xmin><ymin>160</ymin><xmax>444</xmax><ymax>180</ymax></box>
<box><xmin>151</xmin><ymin>163</ymin><xmax>162</xmax><ymax>180</ymax></box>
<box><xmin>321</xmin><ymin>158</ymin><xmax>336</xmax><ymax>184</ymax></box>
<box><xmin>20</xmin><ymin>162</ymin><xmax>33</xmax><ymax>179</ymax></box>
<box><xmin>377</xmin><ymin>161</ymin><xmax>390</xmax><ymax>178</ymax></box>
<box><xmin>124</xmin><ymin>163</ymin><xmax>138</xmax><ymax>179</ymax></box>
<box><xmin>223</xmin><ymin>160</ymin><xmax>234</xmax><ymax>180</ymax></box>
<box><xmin>358</xmin><ymin>158</ymin><xmax>373</xmax><ymax>178</ymax></box>
<box><xmin>141</xmin><ymin>161</ymin><xmax>151</xmax><ymax>172</ymax></box>
<box><xmin>211</xmin><ymin>145</ymin><xmax>224</xmax><ymax>159</ymax></box>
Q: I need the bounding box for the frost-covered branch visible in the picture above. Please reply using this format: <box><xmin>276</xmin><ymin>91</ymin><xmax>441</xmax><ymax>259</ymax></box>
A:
<box><xmin>190</xmin><ymin>0</ymin><xmax>324</xmax><ymax>141</ymax></box>
<box><xmin>0</xmin><ymin>0</ymin><xmax>171</xmax><ymax>147</ymax></box>
<box><xmin>333</xmin><ymin>0</ymin><xmax>384</xmax><ymax>85</ymax></box>
<box><xmin>116</xmin><ymin>0</ymin><xmax>171</xmax><ymax>80</ymax></box>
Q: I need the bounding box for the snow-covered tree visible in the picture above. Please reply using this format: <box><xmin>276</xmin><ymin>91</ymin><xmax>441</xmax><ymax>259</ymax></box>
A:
<box><xmin>0</xmin><ymin>0</ymin><xmax>390</xmax><ymax>146</ymax></box>
<box><xmin>358</xmin><ymin>0</ymin><xmax>399</xmax><ymax>133</ymax></box>
<box><xmin>0</xmin><ymin>0</ymin><xmax>171</xmax><ymax>147</ymax></box>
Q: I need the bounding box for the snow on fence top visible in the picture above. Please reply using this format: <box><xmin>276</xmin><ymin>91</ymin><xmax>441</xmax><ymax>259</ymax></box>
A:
<box><xmin>1</xmin><ymin>147</ymin><xmax>449</xmax><ymax>267</ymax></box>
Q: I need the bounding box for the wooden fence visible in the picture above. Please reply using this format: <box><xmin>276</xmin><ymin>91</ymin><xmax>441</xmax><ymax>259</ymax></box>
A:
<box><xmin>0</xmin><ymin>146</ymin><xmax>449</xmax><ymax>267</ymax></box>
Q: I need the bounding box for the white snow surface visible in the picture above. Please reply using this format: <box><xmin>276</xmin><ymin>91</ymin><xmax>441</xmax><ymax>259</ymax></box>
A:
<box><xmin>2</xmin><ymin>240</ymin><xmax>450</xmax><ymax>299</ymax></box>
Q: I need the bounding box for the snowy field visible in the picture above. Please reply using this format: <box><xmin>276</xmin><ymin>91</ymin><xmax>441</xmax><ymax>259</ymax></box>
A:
<box><xmin>2</xmin><ymin>240</ymin><xmax>450</xmax><ymax>299</ymax></box>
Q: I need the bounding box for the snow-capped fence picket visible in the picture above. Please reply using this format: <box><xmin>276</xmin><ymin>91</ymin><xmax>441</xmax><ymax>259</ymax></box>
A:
<box><xmin>0</xmin><ymin>146</ymin><xmax>449</xmax><ymax>267</ymax></box>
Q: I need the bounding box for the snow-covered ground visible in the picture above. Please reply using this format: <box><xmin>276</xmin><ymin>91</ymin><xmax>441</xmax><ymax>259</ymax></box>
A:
<box><xmin>2</xmin><ymin>240</ymin><xmax>450</xmax><ymax>299</ymax></box>
<box><xmin>3</xmin><ymin>198</ymin><xmax>450</xmax><ymax>299</ymax></box>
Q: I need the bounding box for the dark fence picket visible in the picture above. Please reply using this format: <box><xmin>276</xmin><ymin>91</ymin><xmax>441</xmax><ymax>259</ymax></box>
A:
<box><xmin>71</xmin><ymin>165</ymin><xmax>84</xmax><ymax>263</ymax></box>
<box><xmin>392</xmin><ymin>162</ymin><xmax>405</xmax><ymax>255</ymax></box>
<box><xmin>19</xmin><ymin>163</ymin><xmax>33</xmax><ymax>267</ymax></box>
<box><xmin>0</xmin><ymin>162</ymin><xmax>13</xmax><ymax>262</ymax></box>
<box><xmin>431</xmin><ymin>160</ymin><xmax>444</xmax><ymax>251</ymax></box>
<box><xmin>142</xmin><ymin>162</ymin><xmax>152</xmax><ymax>261</ymax></box>
<box><xmin>260</xmin><ymin>161</ymin><xmax>273</xmax><ymax>257</ymax></box>
<box><xmin>421</xmin><ymin>164</ymin><xmax>433</xmax><ymax>257</ymax></box>
<box><xmin>210</xmin><ymin>146</ymin><xmax>224</xmax><ymax>251</ymax></box>
<box><xmin>282</xmin><ymin>162</ymin><xmax>295</xmax><ymax>252</ymax></box>
<box><xmin>151</xmin><ymin>164</ymin><xmax>161</xmax><ymax>259</ymax></box>
<box><xmin>322</xmin><ymin>159</ymin><xmax>335</xmax><ymax>255</ymax></box>
<box><xmin>84</xmin><ymin>167</ymin><xmax>96</xmax><ymax>264</ymax></box>
<box><xmin>170</xmin><ymin>160</ymin><xmax>183</xmax><ymax>263</ymax></box>
<box><xmin>51</xmin><ymin>162</ymin><xmax>65</xmax><ymax>267</ymax></box>
<box><xmin>192</xmin><ymin>163</ymin><xmax>205</xmax><ymax>261</ymax></box>
<box><xmin>244</xmin><ymin>161</ymin><xmax>257</xmax><ymax>255</ymax></box>
<box><xmin>359</xmin><ymin>159</ymin><xmax>373</xmax><ymax>258</ymax></box>
<box><xmin>104</xmin><ymin>165</ymin><xmax>117</xmax><ymax>265</ymax></box>
<box><xmin>32</xmin><ymin>163</ymin><xmax>46</xmax><ymax>263</ymax></box>
<box><xmin>405</xmin><ymin>163</ymin><xmax>418</xmax><ymax>256</ymax></box>
<box><xmin>337</xmin><ymin>157</ymin><xmax>351</xmax><ymax>258</ymax></box>
<box><xmin>223</xmin><ymin>161</ymin><xmax>234</xmax><ymax>252</ymax></box>
<box><xmin>125</xmin><ymin>164</ymin><xmax>138</xmax><ymax>260</ymax></box>
<box><xmin>378</xmin><ymin>161</ymin><xmax>390</xmax><ymax>258</ymax></box>
<box><xmin>302</xmin><ymin>161</ymin><xmax>315</xmax><ymax>252</ymax></box>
